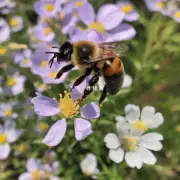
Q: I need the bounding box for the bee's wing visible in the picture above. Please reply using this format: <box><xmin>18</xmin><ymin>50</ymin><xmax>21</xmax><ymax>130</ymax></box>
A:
<box><xmin>99</xmin><ymin>42</ymin><xmax>129</xmax><ymax>56</ymax></box>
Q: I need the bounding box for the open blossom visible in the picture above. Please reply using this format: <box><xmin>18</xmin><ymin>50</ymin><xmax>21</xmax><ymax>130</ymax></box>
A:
<box><xmin>116</xmin><ymin>104</ymin><xmax>164</xmax><ymax>134</ymax></box>
<box><xmin>0</xmin><ymin>121</ymin><xmax>23</xmax><ymax>160</ymax></box>
<box><xmin>31</xmin><ymin>91</ymin><xmax>100</xmax><ymax>146</ymax></box>
<box><xmin>80</xmin><ymin>153</ymin><xmax>99</xmax><ymax>179</ymax></box>
<box><xmin>0</xmin><ymin>102</ymin><xmax>18</xmax><ymax>120</ymax></box>
<box><xmin>0</xmin><ymin>0</ymin><xmax>16</xmax><ymax>14</ymax></box>
<box><xmin>0</xmin><ymin>18</ymin><xmax>10</xmax><ymax>43</ymax></box>
<box><xmin>34</xmin><ymin>0</ymin><xmax>60</xmax><ymax>17</ymax></box>
<box><xmin>4</xmin><ymin>72</ymin><xmax>26</xmax><ymax>95</ymax></box>
<box><xmin>13</xmin><ymin>49</ymin><xmax>32</xmax><ymax>68</ymax></box>
<box><xmin>31</xmin><ymin>44</ymin><xmax>69</xmax><ymax>84</ymax></box>
<box><xmin>117</xmin><ymin>1</ymin><xmax>139</xmax><ymax>21</ymax></box>
<box><xmin>9</xmin><ymin>16</ymin><xmax>24</xmax><ymax>32</ymax></box>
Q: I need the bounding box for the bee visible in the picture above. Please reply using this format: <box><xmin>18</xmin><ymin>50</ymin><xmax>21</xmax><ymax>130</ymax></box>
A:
<box><xmin>46</xmin><ymin>40</ymin><xmax>128</xmax><ymax>104</ymax></box>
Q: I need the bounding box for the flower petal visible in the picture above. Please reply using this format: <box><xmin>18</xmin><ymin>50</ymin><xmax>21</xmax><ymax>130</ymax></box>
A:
<box><xmin>74</xmin><ymin>118</ymin><xmax>93</xmax><ymax>141</ymax></box>
<box><xmin>104</xmin><ymin>133</ymin><xmax>120</xmax><ymax>149</ymax></box>
<box><xmin>26</xmin><ymin>158</ymin><xmax>40</xmax><ymax>172</ymax></box>
<box><xmin>0</xmin><ymin>144</ymin><xmax>10</xmax><ymax>160</ymax></box>
<box><xmin>150</xmin><ymin>113</ymin><xmax>164</xmax><ymax>129</ymax></box>
<box><xmin>18</xmin><ymin>172</ymin><xmax>32</xmax><ymax>180</ymax></box>
<box><xmin>139</xmin><ymin>133</ymin><xmax>163</xmax><ymax>151</ymax></box>
<box><xmin>97</xmin><ymin>4</ymin><xmax>124</xmax><ymax>30</ymax></box>
<box><xmin>125</xmin><ymin>104</ymin><xmax>140</xmax><ymax>122</ymax></box>
<box><xmin>42</xmin><ymin>119</ymin><xmax>67</xmax><ymax>146</ymax></box>
<box><xmin>137</xmin><ymin>147</ymin><xmax>157</xmax><ymax>165</ymax></box>
<box><xmin>86</xmin><ymin>30</ymin><xmax>104</xmax><ymax>44</ymax></box>
<box><xmin>78</xmin><ymin>2</ymin><xmax>95</xmax><ymax>25</ymax></box>
<box><xmin>125</xmin><ymin>151</ymin><xmax>143</xmax><ymax>169</ymax></box>
<box><xmin>31</xmin><ymin>93</ymin><xmax>60</xmax><ymax>116</ymax></box>
<box><xmin>141</xmin><ymin>106</ymin><xmax>155</xmax><ymax>122</ymax></box>
<box><xmin>109</xmin><ymin>148</ymin><xmax>124</xmax><ymax>163</ymax></box>
<box><xmin>80</xmin><ymin>102</ymin><xmax>100</xmax><ymax>119</ymax></box>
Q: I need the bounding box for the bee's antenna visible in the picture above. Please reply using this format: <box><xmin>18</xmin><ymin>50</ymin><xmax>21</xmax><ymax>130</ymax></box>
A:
<box><xmin>45</xmin><ymin>51</ymin><xmax>56</xmax><ymax>54</ymax></box>
<box><xmin>52</xmin><ymin>46</ymin><xmax>59</xmax><ymax>49</ymax></box>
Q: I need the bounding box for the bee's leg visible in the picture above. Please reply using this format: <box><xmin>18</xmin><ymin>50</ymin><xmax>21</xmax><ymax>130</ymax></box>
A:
<box><xmin>99</xmin><ymin>85</ymin><xmax>107</xmax><ymax>105</ymax></box>
<box><xmin>55</xmin><ymin>64</ymin><xmax>74</xmax><ymax>79</ymax></box>
<box><xmin>81</xmin><ymin>87</ymin><xmax>94</xmax><ymax>101</ymax></box>
<box><xmin>71</xmin><ymin>67</ymin><xmax>93</xmax><ymax>90</ymax></box>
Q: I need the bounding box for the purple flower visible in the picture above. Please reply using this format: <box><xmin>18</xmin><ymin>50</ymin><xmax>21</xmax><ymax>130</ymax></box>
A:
<box><xmin>33</xmin><ymin>23</ymin><xmax>55</xmax><ymax>42</ymax></box>
<box><xmin>172</xmin><ymin>10</ymin><xmax>180</xmax><ymax>23</ymax></box>
<box><xmin>0</xmin><ymin>0</ymin><xmax>16</xmax><ymax>14</ymax></box>
<box><xmin>13</xmin><ymin>49</ymin><xmax>32</xmax><ymax>68</ymax></box>
<box><xmin>0</xmin><ymin>18</ymin><xmax>10</xmax><ymax>43</ymax></box>
<box><xmin>0</xmin><ymin>121</ymin><xmax>23</xmax><ymax>160</ymax></box>
<box><xmin>31</xmin><ymin>92</ymin><xmax>100</xmax><ymax>146</ymax></box>
<box><xmin>117</xmin><ymin>1</ymin><xmax>139</xmax><ymax>21</ymax></box>
<box><xmin>78</xmin><ymin>3</ymin><xmax>125</xmax><ymax>34</ymax></box>
<box><xmin>34</xmin><ymin>0</ymin><xmax>60</xmax><ymax>17</ymax></box>
<box><xmin>31</xmin><ymin>44</ymin><xmax>69</xmax><ymax>84</ymax></box>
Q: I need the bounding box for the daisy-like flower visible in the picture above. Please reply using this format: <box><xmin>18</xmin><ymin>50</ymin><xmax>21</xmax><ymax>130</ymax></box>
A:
<box><xmin>32</xmin><ymin>23</ymin><xmax>55</xmax><ymax>42</ymax></box>
<box><xmin>34</xmin><ymin>0</ymin><xmax>60</xmax><ymax>17</ymax></box>
<box><xmin>13</xmin><ymin>49</ymin><xmax>32</xmax><ymax>68</ymax></box>
<box><xmin>36</xmin><ymin>121</ymin><xmax>50</xmax><ymax>135</ymax></box>
<box><xmin>116</xmin><ymin>104</ymin><xmax>164</xmax><ymax>134</ymax></box>
<box><xmin>18</xmin><ymin>158</ymin><xmax>45</xmax><ymax>180</ymax></box>
<box><xmin>0</xmin><ymin>0</ymin><xmax>16</xmax><ymax>14</ymax></box>
<box><xmin>80</xmin><ymin>153</ymin><xmax>99</xmax><ymax>179</ymax></box>
<box><xmin>0</xmin><ymin>18</ymin><xmax>10</xmax><ymax>43</ymax></box>
<box><xmin>4</xmin><ymin>72</ymin><xmax>26</xmax><ymax>95</ymax></box>
<box><xmin>78</xmin><ymin>3</ymin><xmax>124</xmax><ymax>34</ymax></box>
<box><xmin>31</xmin><ymin>44</ymin><xmax>69</xmax><ymax>84</ymax></box>
<box><xmin>172</xmin><ymin>9</ymin><xmax>180</xmax><ymax>23</ymax></box>
<box><xmin>9</xmin><ymin>16</ymin><xmax>24</xmax><ymax>32</ymax></box>
<box><xmin>34</xmin><ymin>81</ymin><xmax>48</xmax><ymax>92</ymax></box>
<box><xmin>104</xmin><ymin>118</ymin><xmax>163</xmax><ymax>168</ymax></box>
<box><xmin>31</xmin><ymin>91</ymin><xmax>100</xmax><ymax>146</ymax></box>
<box><xmin>0</xmin><ymin>102</ymin><xmax>18</xmax><ymax>120</ymax></box>
<box><xmin>14</xmin><ymin>143</ymin><xmax>28</xmax><ymax>156</ymax></box>
<box><xmin>0</xmin><ymin>121</ymin><xmax>23</xmax><ymax>160</ymax></box>
<box><xmin>117</xmin><ymin>1</ymin><xmax>139</xmax><ymax>21</ymax></box>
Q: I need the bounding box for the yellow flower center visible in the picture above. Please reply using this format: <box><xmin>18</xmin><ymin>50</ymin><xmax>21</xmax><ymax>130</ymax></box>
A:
<box><xmin>83</xmin><ymin>168</ymin><xmax>93</xmax><ymax>176</ymax></box>
<box><xmin>48</xmin><ymin>72</ymin><xmax>57</xmax><ymax>78</ymax></box>
<box><xmin>22</xmin><ymin>58</ymin><xmax>30</xmax><ymax>64</ymax></box>
<box><xmin>76</xmin><ymin>1</ymin><xmax>83</xmax><ymax>7</ymax></box>
<box><xmin>32</xmin><ymin>170</ymin><xmax>41</xmax><ymax>180</ymax></box>
<box><xmin>121</xmin><ymin>4</ymin><xmax>133</xmax><ymax>13</ymax></box>
<box><xmin>44</xmin><ymin>171</ymin><xmax>51</xmax><ymax>178</ymax></box>
<box><xmin>10</xmin><ymin>18</ymin><xmax>18</xmax><ymax>27</ymax></box>
<box><xmin>121</xmin><ymin>136</ymin><xmax>137</xmax><ymax>152</ymax></box>
<box><xmin>17</xmin><ymin>143</ymin><xmax>26</xmax><ymax>153</ymax></box>
<box><xmin>89</xmin><ymin>22</ymin><xmax>105</xmax><ymax>33</ymax></box>
<box><xmin>59</xmin><ymin>91</ymin><xmax>79</xmax><ymax>118</ymax></box>
<box><xmin>132</xmin><ymin>120</ymin><xmax>148</xmax><ymax>131</ymax></box>
<box><xmin>39</xmin><ymin>122</ymin><xmax>49</xmax><ymax>133</ymax></box>
<box><xmin>59</xmin><ymin>13</ymin><xmax>65</xmax><ymax>20</ymax></box>
<box><xmin>40</xmin><ymin>60</ymin><xmax>48</xmax><ymax>67</ymax></box>
<box><xmin>7</xmin><ymin>78</ymin><xmax>17</xmax><ymax>86</ymax></box>
<box><xmin>0</xmin><ymin>134</ymin><xmax>7</xmax><ymax>144</ymax></box>
<box><xmin>5</xmin><ymin>110</ymin><xmax>13</xmax><ymax>117</ymax></box>
<box><xmin>44</xmin><ymin>27</ymin><xmax>52</xmax><ymax>35</ymax></box>
<box><xmin>0</xmin><ymin>48</ymin><xmax>7</xmax><ymax>55</ymax></box>
<box><xmin>156</xmin><ymin>2</ymin><xmax>165</xmax><ymax>9</ymax></box>
<box><xmin>45</xmin><ymin>4</ymin><xmax>54</xmax><ymax>12</ymax></box>
<box><xmin>175</xmin><ymin>11</ymin><xmax>180</xmax><ymax>18</ymax></box>
<box><xmin>39</xmin><ymin>83</ymin><xmax>46</xmax><ymax>89</ymax></box>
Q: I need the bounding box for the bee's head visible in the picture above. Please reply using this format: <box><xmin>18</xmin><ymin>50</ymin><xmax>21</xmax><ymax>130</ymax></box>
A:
<box><xmin>58</xmin><ymin>41</ymin><xmax>73</xmax><ymax>62</ymax></box>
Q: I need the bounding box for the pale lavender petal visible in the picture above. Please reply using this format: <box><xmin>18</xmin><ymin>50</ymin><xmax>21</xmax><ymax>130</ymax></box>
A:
<box><xmin>0</xmin><ymin>18</ymin><xmax>10</xmax><ymax>43</ymax></box>
<box><xmin>78</xmin><ymin>2</ymin><xmax>95</xmax><ymax>25</ymax></box>
<box><xmin>0</xmin><ymin>144</ymin><xmax>11</xmax><ymax>160</ymax></box>
<box><xmin>31</xmin><ymin>93</ymin><xmax>60</xmax><ymax>116</ymax></box>
<box><xmin>80</xmin><ymin>102</ymin><xmax>100</xmax><ymax>119</ymax></box>
<box><xmin>86</xmin><ymin>30</ymin><xmax>104</xmax><ymax>44</ymax></box>
<box><xmin>69</xmin><ymin>27</ymin><xmax>86</xmax><ymax>42</ymax></box>
<box><xmin>107</xmin><ymin>23</ymin><xmax>136</xmax><ymax>41</ymax></box>
<box><xmin>18</xmin><ymin>172</ymin><xmax>32</xmax><ymax>180</ymax></box>
<box><xmin>74</xmin><ymin>118</ymin><xmax>93</xmax><ymax>141</ymax></box>
<box><xmin>43</xmin><ymin>119</ymin><xmax>67</xmax><ymax>146</ymax></box>
<box><xmin>97</xmin><ymin>4</ymin><xmax>124</xmax><ymax>30</ymax></box>
<box><xmin>124</xmin><ymin>11</ymin><xmax>139</xmax><ymax>22</ymax></box>
<box><xmin>26</xmin><ymin>158</ymin><xmax>40</xmax><ymax>172</ymax></box>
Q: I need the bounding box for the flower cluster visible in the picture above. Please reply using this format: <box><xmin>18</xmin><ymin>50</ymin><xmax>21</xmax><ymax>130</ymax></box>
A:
<box><xmin>104</xmin><ymin>104</ymin><xmax>164</xmax><ymax>168</ymax></box>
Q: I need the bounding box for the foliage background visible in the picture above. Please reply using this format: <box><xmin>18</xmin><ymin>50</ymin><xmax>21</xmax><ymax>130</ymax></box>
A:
<box><xmin>1</xmin><ymin>0</ymin><xmax>180</xmax><ymax>179</ymax></box>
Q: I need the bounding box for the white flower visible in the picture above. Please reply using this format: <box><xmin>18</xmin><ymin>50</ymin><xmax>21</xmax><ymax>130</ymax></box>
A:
<box><xmin>116</xmin><ymin>104</ymin><xmax>164</xmax><ymax>134</ymax></box>
<box><xmin>4</xmin><ymin>72</ymin><xmax>26</xmax><ymax>95</ymax></box>
<box><xmin>9</xmin><ymin>16</ymin><xmax>24</xmax><ymax>32</ymax></box>
<box><xmin>0</xmin><ymin>121</ymin><xmax>23</xmax><ymax>160</ymax></box>
<box><xmin>122</xmin><ymin>74</ymin><xmax>132</xmax><ymax>88</ymax></box>
<box><xmin>80</xmin><ymin>153</ymin><xmax>99</xmax><ymax>179</ymax></box>
<box><xmin>104</xmin><ymin>127</ymin><xmax>163</xmax><ymax>168</ymax></box>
